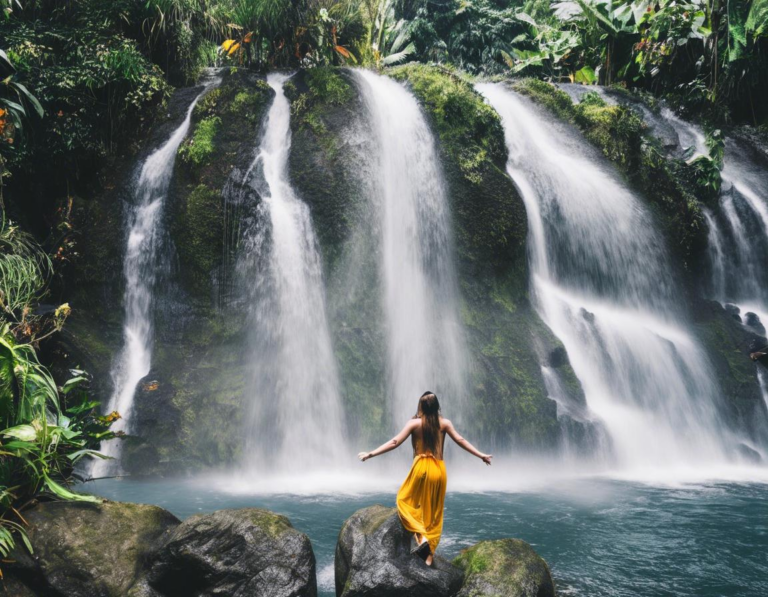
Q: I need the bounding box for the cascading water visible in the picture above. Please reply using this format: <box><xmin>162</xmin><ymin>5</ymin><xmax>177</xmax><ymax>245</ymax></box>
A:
<box><xmin>351</xmin><ymin>70</ymin><xmax>468</xmax><ymax>426</ymax></box>
<box><xmin>662</xmin><ymin>112</ymin><xmax>768</xmax><ymax>325</ymax></box>
<box><xmin>236</xmin><ymin>73</ymin><xmax>345</xmax><ymax>472</ymax></box>
<box><xmin>91</xmin><ymin>72</ymin><xmax>220</xmax><ymax>477</ymax></box>
<box><xmin>477</xmin><ymin>83</ymin><xmax>736</xmax><ymax>474</ymax></box>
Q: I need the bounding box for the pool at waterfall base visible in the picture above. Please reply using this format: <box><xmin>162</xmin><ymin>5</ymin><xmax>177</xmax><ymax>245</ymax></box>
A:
<box><xmin>88</xmin><ymin>476</ymin><xmax>768</xmax><ymax>597</ymax></box>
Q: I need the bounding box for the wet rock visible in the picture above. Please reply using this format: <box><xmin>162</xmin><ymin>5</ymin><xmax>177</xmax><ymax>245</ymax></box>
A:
<box><xmin>547</xmin><ymin>346</ymin><xmax>569</xmax><ymax>369</ymax></box>
<box><xmin>8</xmin><ymin>500</ymin><xmax>178</xmax><ymax>597</ymax></box>
<box><xmin>724</xmin><ymin>303</ymin><xmax>742</xmax><ymax>322</ymax></box>
<box><xmin>335</xmin><ymin>505</ymin><xmax>463</xmax><ymax>597</ymax></box>
<box><xmin>453</xmin><ymin>539</ymin><xmax>556</xmax><ymax>597</ymax></box>
<box><xmin>744</xmin><ymin>312</ymin><xmax>766</xmax><ymax>335</ymax></box>
<box><xmin>0</xmin><ymin>576</ymin><xmax>37</xmax><ymax>596</ymax></box>
<box><xmin>735</xmin><ymin>443</ymin><xmax>763</xmax><ymax>464</ymax></box>
<box><xmin>148</xmin><ymin>508</ymin><xmax>316</xmax><ymax>597</ymax></box>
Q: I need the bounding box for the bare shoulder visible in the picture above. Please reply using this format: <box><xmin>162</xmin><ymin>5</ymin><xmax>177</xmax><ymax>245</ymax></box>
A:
<box><xmin>440</xmin><ymin>417</ymin><xmax>454</xmax><ymax>430</ymax></box>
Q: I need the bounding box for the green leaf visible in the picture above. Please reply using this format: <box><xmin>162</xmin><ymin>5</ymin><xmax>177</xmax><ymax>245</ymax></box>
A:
<box><xmin>1</xmin><ymin>439</ymin><xmax>37</xmax><ymax>452</ymax></box>
<box><xmin>381</xmin><ymin>42</ymin><xmax>416</xmax><ymax>65</ymax></box>
<box><xmin>515</xmin><ymin>12</ymin><xmax>539</xmax><ymax>28</ymax></box>
<box><xmin>11</xmin><ymin>83</ymin><xmax>44</xmax><ymax>118</ymax></box>
<box><xmin>19</xmin><ymin>528</ymin><xmax>33</xmax><ymax>554</ymax></box>
<box><xmin>746</xmin><ymin>0</ymin><xmax>768</xmax><ymax>36</ymax></box>
<box><xmin>2</xmin><ymin>424</ymin><xmax>37</xmax><ymax>441</ymax></box>
<box><xmin>728</xmin><ymin>0</ymin><xmax>750</xmax><ymax>61</ymax></box>
<box><xmin>43</xmin><ymin>475</ymin><xmax>101</xmax><ymax>503</ymax></box>
<box><xmin>67</xmin><ymin>448</ymin><xmax>109</xmax><ymax>462</ymax></box>
<box><xmin>574</xmin><ymin>65</ymin><xmax>597</xmax><ymax>84</ymax></box>
<box><xmin>61</xmin><ymin>374</ymin><xmax>88</xmax><ymax>395</ymax></box>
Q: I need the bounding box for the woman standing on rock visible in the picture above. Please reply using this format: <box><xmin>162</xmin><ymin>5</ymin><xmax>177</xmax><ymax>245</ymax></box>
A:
<box><xmin>358</xmin><ymin>391</ymin><xmax>492</xmax><ymax>566</ymax></box>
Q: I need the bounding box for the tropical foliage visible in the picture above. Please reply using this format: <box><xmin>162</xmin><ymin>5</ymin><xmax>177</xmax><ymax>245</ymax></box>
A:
<box><xmin>400</xmin><ymin>0</ymin><xmax>768</xmax><ymax>123</ymax></box>
<box><xmin>0</xmin><ymin>212</ymin><xmax>117</xmax><ymax>573</ymax></box>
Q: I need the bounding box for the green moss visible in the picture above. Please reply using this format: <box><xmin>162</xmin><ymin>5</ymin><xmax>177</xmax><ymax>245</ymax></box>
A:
<box><xmin>172</xmin><ymin>183</ymin><xmax>222</xmax><ymax>296</ymax></box>
<box><xmin>245</xmin><ymin>509</ymin><xmax>293</xmax><ymax>538</ymax></box>
<box><xmin>178</xmin><ymin>115</ymin><xmax>220</xmax><ymax>167</ymax></box>
<box><xmin>193</xmin><ymin>87</ymin><xmax>222</xmax><ymax>118</ymax></box>
<box><xmin>229</xmin><ymin>85</ymin><xmax>270</xmax><ymax>122</ymax></box>
<box><xmin>454</xmin><ymin>549</ymin><xmax>490</xmax><ymax>575</ymax></box>
<box><xmin>388</xmin><ymin>63</ymin><xmax>506</xmax><ymax>181</ymax></box>
<box><xmin>304</xmin><ymin>67</ymin><xmax>355</xmax><ymax>105</ymax></box>
<box><xmin>514</xmin><ymin>78</ymin><xmax>575</xmax><ymax>121</ymax></box>
<box><xmin>453</xmin><ymin>539</ymin><xmax>554</xmax><ymax>595</ymax></box>
<box><xmin>574</xmin><ymin>97</ymin><xmax>645</xmax><ymax>168</ymax></box>
<box><xmin>359</xmin><ymin>505</ymin><xmax>395</xmax><ymax>535</ymax></box>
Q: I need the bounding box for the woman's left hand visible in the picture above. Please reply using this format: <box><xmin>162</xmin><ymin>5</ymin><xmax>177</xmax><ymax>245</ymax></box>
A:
<box><xmin>358</xmin><ymin>452</ymin><xmax>371</xmax><ymax>462</ymax></box>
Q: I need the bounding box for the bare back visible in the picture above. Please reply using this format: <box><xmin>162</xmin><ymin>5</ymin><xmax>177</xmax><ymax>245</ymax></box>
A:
<box><xmin>410</xmin><ymin>416</ymin><xmax>449</xmax><ymax>460</ymax></box>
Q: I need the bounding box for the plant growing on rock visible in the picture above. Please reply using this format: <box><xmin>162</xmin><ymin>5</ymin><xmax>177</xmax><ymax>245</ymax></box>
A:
<box><xmin>0</xmin><ymin>212</ymin><xmax>116</xmax><ymax>577</ymax></box>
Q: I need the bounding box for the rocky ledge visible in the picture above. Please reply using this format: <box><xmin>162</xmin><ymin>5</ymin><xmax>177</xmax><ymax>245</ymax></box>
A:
<box><xmin>336</xmin><ymin>505</ymin><xmax>556</xmax><ymax>597</ymax></box>
<box><xmin>6</xmin><ymin>500</ymin><xmax>317</xmax><ymax>597</ymax></box>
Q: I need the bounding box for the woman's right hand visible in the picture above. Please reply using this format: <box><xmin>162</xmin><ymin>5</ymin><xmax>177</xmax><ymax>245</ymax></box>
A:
<box><xmin>480</xmin><ymin>454</ymin><xmax>493</xmax><ymax>466</ymax></box>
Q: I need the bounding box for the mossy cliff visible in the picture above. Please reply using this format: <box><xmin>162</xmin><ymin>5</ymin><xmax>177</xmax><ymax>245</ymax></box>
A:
<box><xmin>286</xmin><ymin>67</ymin><xmax>389</xmax><ymax>441</ymax></box>
<box><xmin>514</xmin><ymin>79</ymin><xmax>706</xmax><ymax>275</ymax></box>
<box><xmin>62</xmin><ymin>67</ymin><xmax>766</xmax><ymax>473</ymax></box>
<box><xmin>287</xmin><ymin>65</ymin><xmax>569</xmax><ymax>450</ymax></box>
<box><xmin>65</xmin><ymin>69</ymin><xmax>274</xmax><ymax>474</ymax></box>
<box><xmin>512</xmin><ymin>79</ymin><xmax>768</xmax><ymax>439</ymax></box>
<box><xmin>137</xmin><ymin>69</ymin><xmax>273</xmax><ymax>472</ymax></box>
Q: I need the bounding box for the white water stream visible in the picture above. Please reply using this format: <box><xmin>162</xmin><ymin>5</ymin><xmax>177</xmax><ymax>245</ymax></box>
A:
<box><xmin>352</xmin><ymin>70</ymin><xmax>468</xmax><ymax>425</ymax></box>
<box><xmin>92</xmin><ymin>72</ymin><xmax>220</xmax><ymax>477</ymax></box>
<box><xmin>478</xmin><ymin>83</ymin><xmax>735</xmax><ymax>474</ymax></box>
<box><xmin>236</xmin><ymin>73</ymin><xmax>345</xmax><ymax>472</ymax></box>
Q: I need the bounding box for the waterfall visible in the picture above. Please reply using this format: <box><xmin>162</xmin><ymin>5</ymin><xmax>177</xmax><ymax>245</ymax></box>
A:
<box><xmin>91</xmin><ymin>72</ymin><xmax>220</xmax><ymax>477</ymax></box>
<box><xmin>661</xmin><ymin>111</ymin><xmax>768</xmax><ymax>324</ymax></box>
<box><xmin>477</xmin><ymin>83</ymin><xmax>734</xmax><ymax>472</ymax></box>
<box><xmin>351</xmin><ymin>69</ymin><xmax>468</xmax><ymax>426</ymax></box>
<box><xmin>236</xmin><ymin>73</ymin><xmax>345</xmax><ymax>471</ymax></box>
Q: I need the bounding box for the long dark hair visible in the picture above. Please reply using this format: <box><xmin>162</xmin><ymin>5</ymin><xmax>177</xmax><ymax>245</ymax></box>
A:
<box><xmin>414</xmin><ymin>391</ymin><xmax>441</xmax><ymax>455</ymax></box>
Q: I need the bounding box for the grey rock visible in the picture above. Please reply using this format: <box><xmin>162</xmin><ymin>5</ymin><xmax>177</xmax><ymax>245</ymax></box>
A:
<box><xmin>147</xmin><ymin>508</ymin><xmax>316</xmax><ymax>597</ymax></box>
<box><xmin>453</xmin><ymin>539</ymin><xmax>556</xmax><ymax>597</ymax></box>
<box><xmin>744</xmin><ymin>312</ymin><xmax>766</xmax><ymax>335</ymax></box>
<box><xmin>8</xmin><ymin>500</ymin><xmax>178</xmax><ymax>597</ymax></box>
<box><xmin>335</xmin><ymin>505</ymin><xmax>463</xmax><ymax>597</ymax></box>
<box><xmin>0</xmin><ymin>576</ymin><xmax>37</xmax><ymax>596</ymax></box>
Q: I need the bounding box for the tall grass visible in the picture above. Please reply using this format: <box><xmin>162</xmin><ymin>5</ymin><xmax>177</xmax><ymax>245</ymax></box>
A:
<box><xmin>0</xmin><ymin>216</ymin><xmax>51</xmax><ymax>321</ymax></box>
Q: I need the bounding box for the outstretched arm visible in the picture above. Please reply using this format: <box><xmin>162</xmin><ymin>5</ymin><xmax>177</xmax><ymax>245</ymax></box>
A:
<box><xmin>445</xmin><ymin>419</ymin><xmax>492</xmax><ymax>465</ymax></box>
<box><xmin>358</xmin><ymin>420</ymin><xmax>417</xmax><ymax>462</ymax></box>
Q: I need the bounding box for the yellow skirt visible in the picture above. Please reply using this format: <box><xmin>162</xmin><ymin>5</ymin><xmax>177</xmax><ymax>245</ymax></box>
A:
<box><xmin>396</xmin><ymin>454</ymin><xmax>447</xmax><ymax>555</ymax></box>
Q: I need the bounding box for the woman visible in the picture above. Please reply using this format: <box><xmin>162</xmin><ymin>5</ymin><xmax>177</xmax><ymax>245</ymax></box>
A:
<box><xmin>358</xmin><ymin>391</ymin><xmax>492</xmax><ymax>566</ymax></box>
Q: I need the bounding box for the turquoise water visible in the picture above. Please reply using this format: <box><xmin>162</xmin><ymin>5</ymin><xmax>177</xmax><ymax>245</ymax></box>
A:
<box><xmin>88</xmin><ymin>478</ymin><xmax>768</xmax><ymax>596</ymax></box>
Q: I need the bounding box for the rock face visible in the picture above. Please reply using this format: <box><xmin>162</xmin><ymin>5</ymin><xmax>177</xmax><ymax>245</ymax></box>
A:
<box><xmin>335</xmin><ymin>505</ymin><xmax>464</xmax><ymax>597</ymax></box>
<box><xmin>452</xmin><ymin>539</ymin><xmax>556</xmax><ymax>597</ymax></box>
<box><xmin>9</xmin><ymin>500</ymin><xmax>179</xmax><ymax>597</ymax></box>
<box><xmin>148</xmin><ymin>508</ymin><xmax>317</xmax><ymax>597</ymax></box>
<box><xmin>7</xmin><ymin>501</ymin><xmax>316</xmax><ymax>597</ymax></box>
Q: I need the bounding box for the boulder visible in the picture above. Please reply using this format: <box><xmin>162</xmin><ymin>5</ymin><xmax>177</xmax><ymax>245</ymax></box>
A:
<box><xmin>147</xmin><ymin>508</ymin><xmax>316</xmax><ymax>597</ymax></box>
<box><xmin>452</xmin><ymin>539</ymin><xmax>556</xmax><ymax>597</ymax></box>
<box><xmin>0</xmin><ymin>576</ymin><xmax>37</xmax><ymax>596</ymax></box>
<box><xmin>744</xmin><ymin>312</ymin><xmax>766</xmax><ymax>335</ymax></box>
<box><xmin>8</xmin><ymin>500</ymin><xmax>178</xmax><ymax>597</ymax></box>
<box><xmin>335</xmin><ymin>505</ymin><xmax>463</xmax><ymax>597</ymax></box>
